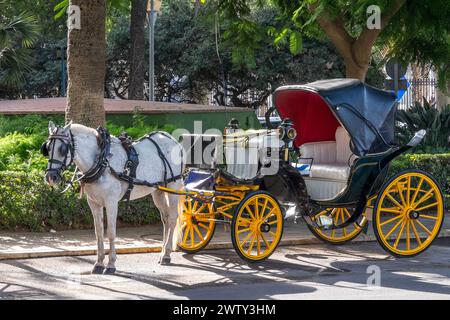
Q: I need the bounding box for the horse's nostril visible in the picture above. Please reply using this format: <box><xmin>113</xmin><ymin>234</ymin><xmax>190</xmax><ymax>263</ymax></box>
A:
<box><xmin>52</xmin><ymin>173</ymin><xmax>61</xmax><ymax>182</ymax></box>
<box><xmin>45</xmin><ymin>172</ymin><xmax>60</xmax><ymax>185</ymax></box>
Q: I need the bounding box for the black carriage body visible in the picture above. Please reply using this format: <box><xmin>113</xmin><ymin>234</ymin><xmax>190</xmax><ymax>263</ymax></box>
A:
<box><xmin>272</xmin><ymin>79</ymin><xmax>405</xmax><ymax>210</ymax></box>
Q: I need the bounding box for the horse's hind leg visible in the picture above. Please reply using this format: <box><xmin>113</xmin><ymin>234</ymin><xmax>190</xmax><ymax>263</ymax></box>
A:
<box><xmin>104</xmin><ymin>201</ymin><xmax>118</xmax><ymax>274</ymax></box>
<box><xmin>152</xmin><ymin>188</ymin><xmax>180</xmax><ymax>265</ymax></box>
<box><xmin>87</xmin><ymin>197</ymin><xmax>105</xmax><ymax>274</ymax></box>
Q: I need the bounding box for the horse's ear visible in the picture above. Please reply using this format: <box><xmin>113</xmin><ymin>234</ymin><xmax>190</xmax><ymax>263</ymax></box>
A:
<box><xmin>48</xmin><ymin>121</ymin><xmax>56</xmax><ymax>134</ymax></box>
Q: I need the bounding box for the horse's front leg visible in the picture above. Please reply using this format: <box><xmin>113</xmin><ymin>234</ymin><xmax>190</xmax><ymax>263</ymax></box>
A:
<box><xmin>87</xmin><ymin>197</ymin><xmax>105</xmax><ymax>274</ymax></box>
<box><xmin>104</xmin><ymin>201</ymin><xmax>119</xmax><ymax>274</ymax></box>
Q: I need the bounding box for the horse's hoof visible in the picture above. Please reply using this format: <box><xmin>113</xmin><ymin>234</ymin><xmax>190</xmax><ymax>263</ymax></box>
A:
<box><xmin>91</xmin><ymin>265</ymin><xmax>104</xmax><ymax>274</ymax></box>
<box><xmin>103</xmin><ymin>267</ymin><xmax>116</xmax><ymax>275</ymax></box>
<box><xmin>159</xmin><ymin>257</ymin><xmax>171</xmax><ymax>265</ymax></box>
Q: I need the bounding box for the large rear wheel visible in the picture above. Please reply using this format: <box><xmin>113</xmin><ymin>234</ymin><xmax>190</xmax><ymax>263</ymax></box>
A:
<box><xmin>231</xmin><ymin>191</ymin><xmax>284</xmax><ymax>262</ymax></box>
<box><xmin>373</xmin><ymin>170</ymin><xmax>444</xmax><ymax>257</ymax></box>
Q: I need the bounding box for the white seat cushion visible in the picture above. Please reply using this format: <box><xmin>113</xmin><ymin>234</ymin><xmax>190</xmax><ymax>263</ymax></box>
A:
<box><xmin>299</xmin><ymin>126</ymin><xmax>355</xmax><ymax>185</ymax></box>
<box><xmin>299</xmin><ymin>141</ymin><xmax>336</xmax><ymax>163</ymax></box>
<box><xmin>310</xmin><ymin>164</ymin><xmax>350</xmax><ymax>181</ymax></box>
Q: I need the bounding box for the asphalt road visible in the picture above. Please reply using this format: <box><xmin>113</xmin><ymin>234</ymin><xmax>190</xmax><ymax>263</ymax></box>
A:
<box><xmin>0</xmin><ymin>239</ymin><xmax>449</xmax><ymax>300</ymax></box>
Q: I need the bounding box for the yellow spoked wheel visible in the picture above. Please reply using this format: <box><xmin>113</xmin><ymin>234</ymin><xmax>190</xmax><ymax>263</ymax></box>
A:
<box><xmin>308</xmin><ymin>207</ymin><xmax>366</xmax><ymax>244</ymax></box>
<box><xmin>177</xmin><ymin>197</ymin><xmax>216</xmax><ymax>253</ymax></box>
<box><xmin>373</xmin><ymin>170</ymin><xmax>444</xmax><ymax>257</ymax></box>
<box><xmin>231</xmin><ymin>191</ymin><xmax>284</xmax><ymax>262</ymax></box>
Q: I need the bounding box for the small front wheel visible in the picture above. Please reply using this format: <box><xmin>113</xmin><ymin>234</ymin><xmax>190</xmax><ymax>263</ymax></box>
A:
<box><xmin>177</xmin><ymin>197</ymin><xmax>216</xmax><ymax>253</ymax></box>
<box><xmin>231</xmin><ymin>191</ymin><xmax>284</xmax><ymax>262</ymax></box>
<box><xmin>373</xmin><ymin>170</ymin><xmax>444</xmax><ymax>257</ymax></box>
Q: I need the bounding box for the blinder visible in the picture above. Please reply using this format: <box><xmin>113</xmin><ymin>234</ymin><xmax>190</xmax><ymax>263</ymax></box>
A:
<box><xmin>41</xmin><ymin>138</ymin><xmax>70</xmax><ymax>158</ymax></box>
<box><xmin>41</xmin><ymin>142</ymin><xmax>49</xmax><ymax>157</ymax></box>
<box><xmin>59</xmin><ymin>141</ymin><xmax>69</xmax><ymax>157</ymax></box>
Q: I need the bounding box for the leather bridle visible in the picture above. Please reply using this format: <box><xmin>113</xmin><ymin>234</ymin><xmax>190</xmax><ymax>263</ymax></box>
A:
<box><xmin>41</xmin><ymin>128</ymin><xmax>75</xmax><ymax>181</ymax></box>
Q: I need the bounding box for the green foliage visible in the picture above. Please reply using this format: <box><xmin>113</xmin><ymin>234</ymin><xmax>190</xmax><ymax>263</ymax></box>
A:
<box><xmin>389</xmin><ymin>153</ymin><xmax>450</xmax><ymax>208</ymax></box>
<box><xmin>0</xmin><ymin>4</ymin><xmax>40</xmax><ymax>88</ymax></box>
<box><xmin>0</xmin><ymin>133</ymin><xmax>47</xmax><ymax>171</ymax></box>
<box><xmin>218</xmin><ymin>0</ymin><xmax>450</xmax><ymax>86</ymax></box>
<box><xmin>0</xmin><ymin>171</ymin><xmax>160</xmax><ymax>231</ymax></box>
<box><xmin>0</xmin><ymin>114</ymin><xmax>61</xmax><ymax>136</ymax></box>
<box><xmin>0</xmin><ymin>0</ymin><xmax>66</xmax><ymax>98</ymax></box>
<box><xmin>0</xmin><ymin>114</ymin><xmax>177</xmax><ymax>172</ymax></box>
<box><xmin>53</xmin><ymin>0</ymin><xmax>68</xmax><ymax>20</ymax></box>
<box><xmin>382</xmin><ymin>0</ymin><xmax>450</xmax><ymax>90</ymax></box>
<box><xmin>396</xmin><ymin>101</ymin><xmax>450</xmax><ymax>153</ymax></box>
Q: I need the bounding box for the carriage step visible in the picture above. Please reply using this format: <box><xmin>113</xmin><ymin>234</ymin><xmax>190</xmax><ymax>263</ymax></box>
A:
<box><xmin>317</xmin><ymin>215</ymin><xmax>334</xmax><ymax>229</ymax></box>
<box><xmin>361</xmin><ymin>220</ymin><xmax>369</xmax><ymax>234</ymax></box>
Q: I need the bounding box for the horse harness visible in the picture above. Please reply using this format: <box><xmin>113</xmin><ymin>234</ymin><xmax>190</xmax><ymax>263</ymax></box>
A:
<box><xmin>42</xmin><ymin>127</ymin><xmax>182</xmax><ymax>206</ymax></box>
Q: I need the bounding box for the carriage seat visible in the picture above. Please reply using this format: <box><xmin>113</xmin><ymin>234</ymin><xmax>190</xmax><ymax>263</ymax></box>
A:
<box><xmin>299</xmin><ymin>126</ymin><xmax>355</xmax><ymax>181</ymax></box>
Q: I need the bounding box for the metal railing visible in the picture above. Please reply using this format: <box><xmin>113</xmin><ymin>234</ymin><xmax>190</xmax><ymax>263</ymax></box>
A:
<box><xmin>398</xmin><ymin>78</ymin><xmax>437</xmax><ymax>110</ymax></box>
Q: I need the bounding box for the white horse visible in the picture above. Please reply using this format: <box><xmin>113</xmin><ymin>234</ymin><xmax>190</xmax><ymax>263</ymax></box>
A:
<box><xmin>43</xmin><ymin>121</ymin><xmax>183</xmax><ymax>274</ymax></box>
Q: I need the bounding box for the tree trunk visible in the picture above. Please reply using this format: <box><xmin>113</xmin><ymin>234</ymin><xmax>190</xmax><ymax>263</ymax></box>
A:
<box><xmin>128</xmin><ymin>0</ymin><xmax>147</xmax><ymax>100</ymax></box>
<box><xmin>344</xmin><ymin>59</ymin><xmax>369</xmax><ymax>80</ymax></box>
<box><xmin>66</xmin><ymin>0</ymin><xmax>106</xmax><ymax>127</ymax></box>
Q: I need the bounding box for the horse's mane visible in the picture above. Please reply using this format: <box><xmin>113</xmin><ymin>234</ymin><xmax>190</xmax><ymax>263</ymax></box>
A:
<box><xmin>70</xmin><ymin>124</ymin><xmax>98</xmax><ymax>137</ymax></box>
<box><xmin>70</xmin><ymin>123</ymin><xmax>121</xmax><ymax>143</ymax></box>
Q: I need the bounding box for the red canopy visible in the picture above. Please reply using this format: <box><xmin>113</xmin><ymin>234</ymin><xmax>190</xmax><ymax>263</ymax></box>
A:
<box><xmin>274</xmin><ymin>89</ymin><xmax>340</xmax><ymax>147</ymax></box>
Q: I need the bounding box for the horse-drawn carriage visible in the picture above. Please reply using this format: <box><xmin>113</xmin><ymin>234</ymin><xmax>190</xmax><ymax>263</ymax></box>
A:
<box><xmin>172</xmin><ymin>79</ymin><xmax>444</xmax><ymax>261</ymax></box>
<box><xmin>41</xmin><ymin>79</ymin><xmax>445</xmax><ymax>272</ymax></box>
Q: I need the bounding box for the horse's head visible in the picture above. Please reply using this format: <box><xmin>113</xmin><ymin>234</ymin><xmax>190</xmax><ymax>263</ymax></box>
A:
<box><xmin>42</xmin><ymin>121</ymin><xmax>74</xmax><ymax>186</ymax></box>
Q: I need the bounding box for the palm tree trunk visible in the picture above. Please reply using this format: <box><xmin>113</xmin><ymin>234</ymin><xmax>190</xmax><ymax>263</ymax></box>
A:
<box><xmin>66</xmin><ymin>0</ymin><xmax>106</xmax><ymax>127</ymax></box>
<box><xmin>128</xmin><ymin>0</ymin><xmax>147</xmax><ymax>100</ymax></box>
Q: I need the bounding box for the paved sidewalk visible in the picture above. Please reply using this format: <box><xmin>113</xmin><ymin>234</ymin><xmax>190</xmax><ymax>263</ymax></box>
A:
<box><xmin>1</xmin><ymin>216</ymin><xmax>449</xmax><ymax>260</ymax></box>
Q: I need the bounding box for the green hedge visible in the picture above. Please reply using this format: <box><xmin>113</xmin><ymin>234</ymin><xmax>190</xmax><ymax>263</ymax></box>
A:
<box><xmin>0</xmin><ymin>171</ymin><xmax>160</xmax><ymax>231</ymax></box>
<box><xmin>389</xmin><ymin>153</ymin><xmax>450</xmax><ymax>208</ymax></box>
<box><xmin>0</xmin><ymin>153</ymin><xmax>448</xmax><ymax>232</ymax></box>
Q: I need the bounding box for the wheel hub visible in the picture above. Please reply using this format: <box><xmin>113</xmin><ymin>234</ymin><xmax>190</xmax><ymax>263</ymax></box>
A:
<box><xmin>259</xmin><ymin>223</ymin><xmax>270</xmax><ymax>233</ymax></box>
<box><xmin>408</xmin><ymin>210</ymin><xmax>420</xmax><ymax>220</ymax></box>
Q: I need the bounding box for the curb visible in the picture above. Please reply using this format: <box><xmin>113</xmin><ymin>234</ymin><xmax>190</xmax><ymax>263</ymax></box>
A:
<box><xmin>1</xmin><ymin>229</ymin><xmax>449</xmax><ymax>261</ymax></box>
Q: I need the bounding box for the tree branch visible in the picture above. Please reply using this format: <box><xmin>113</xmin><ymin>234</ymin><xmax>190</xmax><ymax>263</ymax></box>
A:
<box><xmin>353</xmin><ymin>0</ymin><xmax>406</xmax><ymax>63</ymax></box>
<box><xmin>309</xmin><ymin>4</ymin><xmax>354</xmax><ymax>63</ymax></box>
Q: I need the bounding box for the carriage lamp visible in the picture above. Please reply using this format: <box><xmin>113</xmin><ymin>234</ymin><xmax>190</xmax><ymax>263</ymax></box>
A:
<box><xmin>286</xmin><ymin>127</ymin><xmax>297</xmax><ymax>140</ymax></box>
<box><xmin>278</xmin><ymin>119</ymin><xmax>296</xmax><ymax>142</ymax></box>
<box><xmin>278</xmin><ymin>119</ymin><xmax>296</xmax><ymax>162</ymax></box>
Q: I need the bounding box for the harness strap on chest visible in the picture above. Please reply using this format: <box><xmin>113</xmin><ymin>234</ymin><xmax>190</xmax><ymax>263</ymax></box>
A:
<box><xmin>80</xmin><ymin>127</ymin><xmax>111</xmax><ymax>184</ymax></box>
<box><xmin>118</xmin><ymin>132</ymin><xmax>140</xmax><ymax>209</ymax></box>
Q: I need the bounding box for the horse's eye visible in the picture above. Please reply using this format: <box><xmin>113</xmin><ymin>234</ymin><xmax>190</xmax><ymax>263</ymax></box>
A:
<box><xmin>40</xmin><ymin>142</ymin><xmax>49</xmax><ymax>157</ymax></box>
